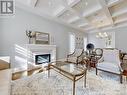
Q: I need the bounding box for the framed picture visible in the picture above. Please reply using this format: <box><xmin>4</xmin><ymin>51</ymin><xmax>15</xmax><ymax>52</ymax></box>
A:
<box><xmin>35</xmin><ymin>32</ymin><xmax>50</xmax><ymax>44</ymax></box>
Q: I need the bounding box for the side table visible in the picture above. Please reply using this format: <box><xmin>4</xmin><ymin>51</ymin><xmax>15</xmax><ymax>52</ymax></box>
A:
<box><xmin>83</xmin><ymin>56</ymin><xmax>97</xmax><ymax>69</ymax></box>
<box><xmin>122</xmin><ymin>70</ymin><xmax>127</xmax><ymax>81</ymax></box>
<box><xmin>121</xmin><ymin>57</ymin><xmax>127</xmax><ymax>81</ymax></box>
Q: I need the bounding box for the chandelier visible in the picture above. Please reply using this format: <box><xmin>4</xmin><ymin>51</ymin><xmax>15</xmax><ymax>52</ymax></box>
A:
<box><xmin>96</xmin><ymin>32</ymin><xmax>112</xmax><ymax>47</ymax></box>
<box><xmin>96</xmin><ymin>32</ymin><xmax>109</xmax><ymax>39</ymax></box>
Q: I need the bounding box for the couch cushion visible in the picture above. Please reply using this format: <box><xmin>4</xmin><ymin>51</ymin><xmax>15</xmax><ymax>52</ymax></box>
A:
<box><xmin>103</xmin><ymin>49</ymin><xmax>120</xmax><ymax>64</ymax></box>
<box><xmin>97</xmin><ymin>62</ymin><xmax>121</xmax><ymax>74</ymax></box>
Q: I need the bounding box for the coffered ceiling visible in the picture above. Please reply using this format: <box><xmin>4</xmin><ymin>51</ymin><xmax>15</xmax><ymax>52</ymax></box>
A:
<box><xmin>16</xmin><ymin>0</ymin><xmax>127</xmax><ymax>33</ymax></box>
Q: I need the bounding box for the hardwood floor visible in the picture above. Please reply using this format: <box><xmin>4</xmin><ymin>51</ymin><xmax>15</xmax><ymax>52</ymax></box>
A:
<box><xmin>12</xmin><ymin>68</ymin><xmax>43</xmax><ymax>80</ymax></box>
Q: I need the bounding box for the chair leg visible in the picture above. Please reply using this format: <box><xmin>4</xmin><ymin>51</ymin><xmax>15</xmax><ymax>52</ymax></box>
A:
<box><xmin>120</xmin><ymin>75</ymin><xmax>123</xmax><ymax>84</ymax></box>
<box><xmin>96</xmin><ymin>68</ymin><xmax>98</xmax><ymax>75</ymax></box>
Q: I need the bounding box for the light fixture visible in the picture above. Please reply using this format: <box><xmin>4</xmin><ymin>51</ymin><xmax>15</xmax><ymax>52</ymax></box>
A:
<box><xmin>96</xmin><ymin>32</ymin><xmax>112</xmax><ymax>47</ymax></box>
<box><xmin>96</xmin><ymin>32</ymin><xmax>109</xmax><ymax>39</ymax></box>
<box><xmin>26</xmin><ymin>30</ymin><xmax>36</xmax><ymax>44</ymax></box>
<box><xmin>103</xmin><ymin>32</ymin><xmax>108</xmax><ymax>37</ymax></box>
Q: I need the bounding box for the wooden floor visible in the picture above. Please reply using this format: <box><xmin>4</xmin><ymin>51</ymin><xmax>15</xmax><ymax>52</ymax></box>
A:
<box><xmin>12</xmin><ymin>68</ymin><xmax>44</xmax><ymax>80</ymax></box>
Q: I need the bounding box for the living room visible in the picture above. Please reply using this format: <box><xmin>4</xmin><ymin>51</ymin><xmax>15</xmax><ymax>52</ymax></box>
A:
<box><xmin>0</xmin><ymin>0</ymin><xmax>127</xmax><ymax>95</ymax></box>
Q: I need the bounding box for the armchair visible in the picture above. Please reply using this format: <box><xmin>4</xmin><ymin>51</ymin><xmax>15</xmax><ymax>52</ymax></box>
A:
<box><xmin>67</xmin><ymin>49</ymin><xmax>84</xmax><ymax>64</ymax></box>
<box><xmin>96</xmin><ymin>49</ymin><xmax>123</xmax><ymax>83</ymax></box>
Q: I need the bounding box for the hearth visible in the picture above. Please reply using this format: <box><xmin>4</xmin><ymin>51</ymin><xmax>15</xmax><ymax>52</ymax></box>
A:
<box><xmin>35</xmin><ymin>54</ymin><xmax>51</xmax><ymax>65</ymax></box>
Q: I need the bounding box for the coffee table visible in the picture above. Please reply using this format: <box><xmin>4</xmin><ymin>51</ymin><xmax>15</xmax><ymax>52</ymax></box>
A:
<box><xmin>48</xmin><ymin>61</ymin><xmax>87</xmax><ymax>95</ymax></box>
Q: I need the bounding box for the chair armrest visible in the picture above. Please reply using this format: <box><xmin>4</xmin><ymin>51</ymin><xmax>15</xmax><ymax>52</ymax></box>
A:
<box><xmin>120</xmin><ymin>61</ymin><xmax>127</xmax><ymax>71</ymax></box>
<box><xmin>118</xmin><ymin>63</ymin><xmax>123</xmax><ymax>72</ymax></box>
<box><xmin>97</xmin><ymin>56</ymin><xmax>104</xmax><ymax>63</ymax></box>
<box><xmin>67</xmin><ymin>51</ymin><xmax>75</xmax><ymax>61</ymax></box>
<box><xmin>67</xmin><ymin>51</ymin><xmax>75</xmax><ymax>57</ymax></box>
<box><xmin>77</xmin><ymin>51</ymin><xmax>84</xmax><ymax>63</ymax></box>
<box><xmin>77</xmin><ymin>50</ymin><xmax>84</xmax><ymax>58</ymax></box>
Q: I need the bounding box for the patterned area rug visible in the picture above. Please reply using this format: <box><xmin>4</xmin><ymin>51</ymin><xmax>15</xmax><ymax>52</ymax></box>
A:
<box><xmin>11</xmin><ymin>70</ymin><xmax>127</xmax><ymax>95</ymax></box>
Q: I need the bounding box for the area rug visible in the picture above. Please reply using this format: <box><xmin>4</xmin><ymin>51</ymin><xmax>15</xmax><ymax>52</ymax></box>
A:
<box><xmin>11</xmin><ymin>70</ymin><xmax>127</xmax><ymax>95</ymax></box>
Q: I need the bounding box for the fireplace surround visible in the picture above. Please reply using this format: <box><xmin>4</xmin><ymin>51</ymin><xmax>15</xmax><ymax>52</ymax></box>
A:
<box><xmin>27</xmin><ymin>44</ymin><xmax>56</xmax><ymax>66</ymax></box>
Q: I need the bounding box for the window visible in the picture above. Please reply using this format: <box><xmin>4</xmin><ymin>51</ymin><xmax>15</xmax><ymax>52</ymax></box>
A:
<box><xmin>69</xmin><ymin>33</ymin><xmax>75</xmax><ymax>53</ymax></box>
<box><xmin>84</xmin><ymin>37</ymin><xmax>87</xmax><ymax>51</ymax></box>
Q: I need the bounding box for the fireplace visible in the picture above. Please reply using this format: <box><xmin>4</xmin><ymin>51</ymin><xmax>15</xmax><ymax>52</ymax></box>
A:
<box><xmin>35</xmin><ymin>54</ymin><xmax>51</xmax><ymax>65</ymax></box>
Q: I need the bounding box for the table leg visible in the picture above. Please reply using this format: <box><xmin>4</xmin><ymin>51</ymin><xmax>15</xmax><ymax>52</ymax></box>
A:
<box><xmin>120</xmin><ymin>75</ymin><xmax>122</xmax><ymax>84</ymax></box>
<box><xmin>84</xmin><ymin>75</ymin><xmax>86</xmax><ymax>88</ymax></box>
<box><xmin>48</xmin><ymin>65</ymin><xmax>50</xmax><ymax>78</ymax></box>
<box><xmin>73</xmin><ymin>77</ymin><xmax>76</xmax><ymax>95</ymax></box>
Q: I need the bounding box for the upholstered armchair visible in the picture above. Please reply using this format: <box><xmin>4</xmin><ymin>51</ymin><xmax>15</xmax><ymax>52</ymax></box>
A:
<box><xmin>67</xmin><ymin>49</ymin><xmax>84</xmax><ymax>64</ymax></box>
<box><xmin>96</xmin><ymin>49</ymin><xmax>123</xmax><ymax>83</ymax></box>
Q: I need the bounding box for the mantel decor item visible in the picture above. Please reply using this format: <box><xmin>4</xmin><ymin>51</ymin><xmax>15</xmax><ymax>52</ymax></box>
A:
<box><xmin>26</xmin><ymin>30</ymin><xmax>36</xmax><ymax>44</ymax></box>
<box><xmin>35</xmin><ymin>32</ymin><xmax>50</xmax><ymax>44</ymax></box>
<box><xmin>26</xmin><ymin>31</ymin><xmax>50</xmax><ymax>44</ymax></box>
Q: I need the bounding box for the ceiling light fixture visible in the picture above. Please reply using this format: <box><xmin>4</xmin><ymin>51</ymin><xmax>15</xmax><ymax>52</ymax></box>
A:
<box><xmin>96</xmin><ymin>32</ymin><xmax>109</xmax><ymax>39</ymax></box>
<box><xmin>96</xmin><ymin>32</ymin><xmax>112</xmax><ymax>47</ymax></box>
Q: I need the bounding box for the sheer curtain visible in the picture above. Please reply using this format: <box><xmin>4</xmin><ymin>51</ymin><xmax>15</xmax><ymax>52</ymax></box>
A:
<box><xmin>69</xmin><ymin>33</ymin><xmax>75</xmax><ymax>53</ymax></box>
<box><xmin>84</xmin><ymin>37</ymin><xmax>87</xmax><ymax>51</ymax></box>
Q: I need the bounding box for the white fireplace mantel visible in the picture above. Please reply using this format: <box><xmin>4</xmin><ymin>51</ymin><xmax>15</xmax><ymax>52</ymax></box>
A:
<box><xmin>27</xmin><ymin>44</ymin><xmax>56</xmax><ymax>65</ymax></box>
<box><xmin>27</xmin><ymin>44</ymin><xmax>56</xmax><ymax>52</ymax></box>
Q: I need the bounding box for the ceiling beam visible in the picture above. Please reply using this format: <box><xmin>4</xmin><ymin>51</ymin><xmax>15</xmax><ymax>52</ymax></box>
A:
<box><xmin>29</xmin><ymin>0</ymin><xmax>38</xmax><ymax>7</ymax></box>
<box><xmin>69</xmin><ymin>0</ymin><xmax>81</xmax><ymax>7</ymax></box>
<box><xmin>68</xmin><ymin>8</ymin><xmax>97</xmax><ymax>32</ymax></box>
<box><xmin>54</xmin><ymin>0</ymin><xmax>80</xmax><ymax>17</ymax></box>
<box><xmin>107</xmin><ymin>0</ymin><xmax>124</xmax><ymax>7</ymax></box>
<box><xmin>87</xmin><ymin>21</ymin><xmax>127</xmax><ymax>34</ymax></box>
<box><xmin>54</xmin><ymin>0</ymin><xmax>69</xmax><ymax>17</ymax></box>
<box><xmin>54</xmin><ymin>8</ymin><xmax>67</xmax><ymax>17</ymax></box>
<box><xmin>98</xmin><ymin>0</ymin><xmax>114</xmax><ymax>26</ymax></box>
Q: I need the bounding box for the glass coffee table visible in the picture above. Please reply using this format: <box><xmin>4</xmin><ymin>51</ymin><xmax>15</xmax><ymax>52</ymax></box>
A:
<box><xmin>48</xmin><ymin>61</ymin><xmax>87</xmax><ymax>95</ymax></box>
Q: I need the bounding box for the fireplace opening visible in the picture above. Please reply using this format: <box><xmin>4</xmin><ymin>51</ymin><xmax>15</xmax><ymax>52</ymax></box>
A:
<box><xmin>35</xmin><ymin>54</ymin><xmax>51</xmax><ymax>65</ymax></box>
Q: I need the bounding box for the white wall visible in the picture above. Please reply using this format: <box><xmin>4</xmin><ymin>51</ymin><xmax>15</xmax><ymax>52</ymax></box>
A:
<box><xmin>0</xmin><ymin>7</ymin><xmax>85</xmax><ymax>67</ymax></box>
<box><xmin>88</xmin><ymin>31</ymin><xmax>115</xmax><ymax>48</ymax></box>
<box><xmin>115</xmin><ymin>27</ymin><xmax>127</xmax><ymax>52</ymax></box>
